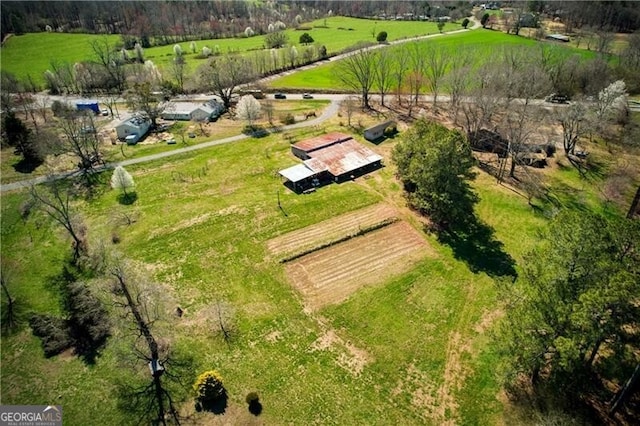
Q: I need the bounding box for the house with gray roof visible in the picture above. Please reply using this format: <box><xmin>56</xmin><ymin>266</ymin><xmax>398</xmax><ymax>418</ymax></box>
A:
<box><xmin>161</xmin><ymin>99</ymin><xmax>224</xmax><ymax>121</ymax></box>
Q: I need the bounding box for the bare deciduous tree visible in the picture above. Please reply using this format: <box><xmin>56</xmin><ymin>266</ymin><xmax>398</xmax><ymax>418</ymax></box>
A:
<box><xmin>446</xmin><ymin>47</ymin><xmax>473</xmax><ymax>125</ymax></box>
<box><xmin>169</xmin><ymin>56</ymin><xmax>186</xmax><ymax>93</ymax></box>
<box><xmin>424</xmin><ymin>44</ymin><xmax>449</xmax><ymax>108</ymax></box>
<box><xmin>337</xmin><ymin>49</ymin><xmax>376</xmax><ymax>109</ymax></box>
<box><xmin>90</xmin><ymin>37</ymin><xmax>126</xmax><ymax>92</ymax></box>
<box><xmin>558</xmin><ymin>102</ymin><xmax>588</xmax><ymax>156</ymax></box>
<box><xmin>197</xmin><ymin>56</ymin><xmax>254</xmax><ymax>109</ymax></box>
<box><xmin>30</xmin><ymin>182</ymin><xmax>88</xmax><ymax>263</ymax></box>
<box><xmin>393</xmin><ymin>45</ymin><xmax>410</xmax><ymax>105</ymax></box>
<box><xmin>373</xmin><ymin>49</ymin><xmax>393</xmax><ymax>107</ymax></box>
<box><xmin>51</xmin><ymin>111</ymin><xmax>103</xmax><ymax>179</ymax></box>
<box><xmin>110</xmin><ymin>263</ymin><xmax>181</xmax><ymax>426</ymax></box>
<box><xmin>1</xmin><ymin>264</ymin><xmax>17</xmax><ymax>332</ymax></box>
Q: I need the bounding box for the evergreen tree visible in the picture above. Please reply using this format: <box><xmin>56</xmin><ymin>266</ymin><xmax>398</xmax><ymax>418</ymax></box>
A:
<box><xmin>392</xmin><ymin>119</ymin><xmax>477</xmax><ymax>227</ymax></box>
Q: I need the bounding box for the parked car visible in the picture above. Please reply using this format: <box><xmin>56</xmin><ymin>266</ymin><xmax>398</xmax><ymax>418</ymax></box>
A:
<box><xmin>545</xmin><ymin>93</ymin><xmax>569</xmax><ymax>104</ymax></box>
<box><xmin>101</xmin><ymin>109</ymin><xmax>109</xmax><ymax>116</ymax></box>
<box><xmin>302</xmin><ymin>93</ymin><xmax>313</xmax><ymax>99</ymax></box>
<box><xmin>274</xmin><ymin>93</ymin><xmax>287</xmax><ymax>99</ymax></box>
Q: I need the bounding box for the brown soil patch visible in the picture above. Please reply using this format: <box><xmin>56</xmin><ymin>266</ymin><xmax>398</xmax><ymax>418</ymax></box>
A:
<box><xmin>474</xmin><ymin>308</ymin><xmax>505</xmax><ymax>334</ymax></box>
<box><xmin>392</xmin><ymin>331</ymin><xmax>473</xmax><ymax>425</ymax></box>
<box><xmin>285</xmin><ymin>221</ymin><xmax>432</xmax><ymax>311</ymax></box>
<box><xmin>310</xmin><ymin>329</ymin><xmax>371</xmax><ymax>376</ymax></box>
<box><xmin>267</xmin><ymin>203</ymin><xmax>399</xmax><ymax>260</ymax></box>
<box><xmin>391</xmin><ymin>363</ymin><xmax>438</xmax><ymax>423</ymax></box>
<box><xmin>437</xmin><ymin>331</ymin><xmax>472</xmax><ymax>425</ymax></box>
<box><xmin>180</xmin><ymin>401</ymin><xmax>264</xmax><ymax>425</ymax></box>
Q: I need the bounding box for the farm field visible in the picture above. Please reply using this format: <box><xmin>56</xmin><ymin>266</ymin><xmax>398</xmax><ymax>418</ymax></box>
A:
<box><xmin>285</xmin><ymin>219</ymin><xmax>434</xmax><ymax>311</ymax></box>
<box><xmin>0</xmin><ymin>17</ymin><xmax>450</xmax><ymax>86</ymax></box>
<box><xmin>267</xmin><ymin>202</ymin><xmax>399</xmax><ymax>260</ymax></box>
<box><xmin>268</xmin><ymin>29</ymin><xmax>600</xmax><ymax>90</ymax></box>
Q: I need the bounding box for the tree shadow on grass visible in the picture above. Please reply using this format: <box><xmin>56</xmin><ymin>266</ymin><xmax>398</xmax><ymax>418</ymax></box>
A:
<box><xmin>196</xmin><ymin>392</ymin><xmax>228</xmax><ymax>415</ymax></box>
<box><xmin>12</xmin><ymin>157</ymin><xmax>44</xmax><ymax>174</ymax></box>
<box><xmin>117</xmin><ymin>192</ymin><xmax>138</xmax><ymax>205</ymax></box>
<box><xmin>436</xmin><ymin>216</ymin><xmax>517</xmax><ymax>278</ymax></box>
<box><xmin>246</xmin><ymin>392</ymin><xmax>263</xmax><ymax>416</ymax></box>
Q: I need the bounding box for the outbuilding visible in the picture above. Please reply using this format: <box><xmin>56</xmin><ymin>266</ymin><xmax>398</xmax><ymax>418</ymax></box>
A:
<box><xmin>279</xmin><ymin>133</ymin><xmax>383</xmax><ymax>192</ymax></box>
<box><xmin>115</xmin><ymin>115</ymin><xmax>151</xmax><ymax>143</ymax></box>
<box><xmin>363</xmin><ymin>120</ymin><xmax>397</xmax><ymax>142</ymax></box>
<box><xmin>76</xmin><ymin>100</ymin><xmax>100</xmax><ymax>114</ymax></box>
<box><xmin>546</xmin><ymin>34</ymin><xmax>570</xmax><ymax>43</ymax></box>
<box><xmin>161</xmin><ymin>99</ymin><xmax>224</xmax><ymax>121</ymax></box>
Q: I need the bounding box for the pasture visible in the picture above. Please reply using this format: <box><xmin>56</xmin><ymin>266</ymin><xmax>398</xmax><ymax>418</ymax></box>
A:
<box><xmin>0</xmin><ymin>33</ymin><xmax>121</xmax><ymax>85</ymax></box>
<box><xmin>3</xmin><ymin>99</ymin><xmax>635</xmax><ymax>424</ymax></box>
<box><xmin>0</xmin><ymin>17</ymin><xmax>449</xmax><ymax>86</ymax></box>
<box><xmin>268</xmin><ymin>29</ymin><xmax>599</xmax><ymax>90</ymax></box>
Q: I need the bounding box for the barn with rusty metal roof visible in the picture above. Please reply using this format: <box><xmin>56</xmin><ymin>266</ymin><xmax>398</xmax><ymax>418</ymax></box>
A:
<box><xmin>279</xmin><ymin>133</ymin><xmax>383</xmax><ymax>192</ymax></box>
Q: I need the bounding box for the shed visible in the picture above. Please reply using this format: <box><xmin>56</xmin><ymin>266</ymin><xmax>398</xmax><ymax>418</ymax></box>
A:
<box><xmin>364</xmin><ymin>120</ymin><xmax>397</xmax><ymax>142</ymax></box>
<box><xmin>115</xmin><ymin>115</ymin><xmax>151</xmax><ymax>141</ymax></box>
<box><xmin>76</xmin><ymin>100</ymin><xmax>100</xmax><ymax>114</ymax></box>
<box><xmin>546</xmin><ymin>34</ymin><xmax>570</xmax><ymax>43</ymax></box>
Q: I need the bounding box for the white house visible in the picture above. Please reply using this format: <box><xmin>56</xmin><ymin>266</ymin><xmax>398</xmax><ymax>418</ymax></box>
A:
<box><xmin>161</xmin><ymin>99</ymin><xmax>224</xmax><ymax>121</ymax></box>
<box><xmin>115</xmin><ymin>115</ymin><xmax>151</xmax><ymax>143</ymax></box>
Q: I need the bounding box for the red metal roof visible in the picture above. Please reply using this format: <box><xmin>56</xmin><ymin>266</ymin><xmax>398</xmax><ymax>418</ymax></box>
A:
<box><xmin>292</xmin><ymin>132</ymin><xmax>352</xmax><ymax>153</ymax></box>
<box><xmin>308</xmin><ymin>139</ymin><xmax>382</xmax><ymax>177</ymax></box>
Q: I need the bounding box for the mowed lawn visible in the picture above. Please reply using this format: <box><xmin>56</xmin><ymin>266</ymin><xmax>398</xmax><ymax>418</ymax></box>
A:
<box><xmin>268</xmin><ymin>29</ymin><xmax>599</xmax><ymax>90</ymax></box>
<box><xmin>3</xmin><ymin>109</ymin><xmax>630</xmax><ymax>424</ymax></box>
<box><xmin>1</xmin><ymin>17</ymin><xmax>450</xmax><ymax>86</ymax></box>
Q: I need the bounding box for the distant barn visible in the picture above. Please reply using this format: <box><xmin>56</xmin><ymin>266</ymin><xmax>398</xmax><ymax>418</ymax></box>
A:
<box><xmin>546</xmin><ymin>34</ymin><xmax>570</xmax><ymax>43</ymax></box>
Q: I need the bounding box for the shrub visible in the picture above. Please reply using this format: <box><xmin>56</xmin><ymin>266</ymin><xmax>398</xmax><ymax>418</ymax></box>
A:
<box><xmin>481</xmin><ymin>13</ymin><xmax>490</xmax><ymax>27</ymax></box>
<box><xmin>280</xmin><ymin>113</ymin><xmax>295</xmax><ymax>125</ymax></box>
<box><xmin>193</xmin><ymin>370</ymin><xmax>225</xmax><ymax>403</ymax></box>
<box><xmin>462</xmin><ymin>18</ymin><xmax>470</xmax><ymax>29</ymax></box>
<box><xmin>245</xmin><ymin>392</ymin><xmax>259</xmax><ymax>404</ymax></box>
<box><xmin>376</xmin><ymin>31</ymin><xmax>388</xmax><ymax>42</ymax></box>
<box><xmin>29</xmin><ymin>314</ymin><xmax>72</xmax><ymax>357</ymax></box>
<box><xmin>299</xmin><ymin>32</ymin><xmax>314</xmax><ymax>44</ymax></box>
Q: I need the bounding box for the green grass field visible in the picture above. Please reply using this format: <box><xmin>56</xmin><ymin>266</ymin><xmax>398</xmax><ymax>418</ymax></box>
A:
<box><xmin>268</xmin><ymin>29</ymin><xmax>599</xmax><ymax>90</ymax></box>
<box><xmin>2</xmin><ymin>107</ymin><xmax>634</xmax><ymax>424</ymax></box>
<box><xmin>0</xmin><ymin>33</ymin><xmax>121</xmax><ymax>85</ymax></box>
<box><xmin>1</xmin><ymin>17</ymin><xmax>450</xmax><ymax>87</ymax></box>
